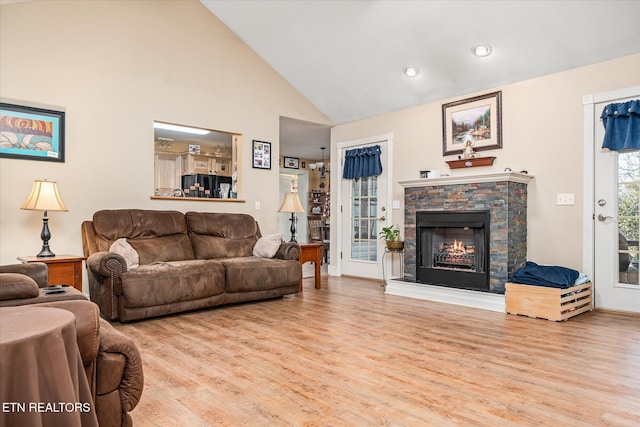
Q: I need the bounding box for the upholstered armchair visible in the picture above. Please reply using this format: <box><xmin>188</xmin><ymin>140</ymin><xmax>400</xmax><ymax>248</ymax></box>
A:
<box><xmin>0</xmin><ymin>263</ymin><xmax>144</xmax><ymax>427</ymax></box>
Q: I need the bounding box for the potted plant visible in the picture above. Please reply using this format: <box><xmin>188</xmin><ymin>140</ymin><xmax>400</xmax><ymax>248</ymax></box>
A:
<box><xmin>379</xmin><ymin>225</ymin><xmax>404</xmax><ymax>251</ymax></box>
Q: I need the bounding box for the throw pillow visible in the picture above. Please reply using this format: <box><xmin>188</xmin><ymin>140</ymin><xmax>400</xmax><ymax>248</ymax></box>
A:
<box><xmin>252</xmin><ymin>233</ymin><xmax>283</xmax><ymax>258</ymax></box>
<box><xmin>109</xmin><ymin>238</ymin><xmax>140</xmax><ymax>269</ymax></box>
<box><xmin>0</xmin><ymin>273</ymin><xmax>40</xmax><ymax>301</ymax></box>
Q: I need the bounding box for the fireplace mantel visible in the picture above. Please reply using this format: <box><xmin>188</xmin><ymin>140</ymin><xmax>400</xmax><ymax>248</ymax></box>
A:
<box><xmin>398</xmin><ymin>171</ymin><xmax>534</xmax><ymax>188</ymax></box>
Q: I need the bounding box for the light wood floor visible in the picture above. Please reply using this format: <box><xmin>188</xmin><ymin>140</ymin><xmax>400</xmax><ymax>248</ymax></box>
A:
<box><xmin>113</xmin><ymin>275</ymin><xmax>640</xmax><ymax>426</ymax></box>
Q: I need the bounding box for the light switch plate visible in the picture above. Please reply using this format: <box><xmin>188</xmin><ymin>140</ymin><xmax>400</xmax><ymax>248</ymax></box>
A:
<box><xmin>255</xmin><ymin>201</ymin><xmax>261</xmax><ymax>210</ymax></box>
<box><xmin>392</xmin><ymin>200</ymin><xmax>401</xmax><ymax>209</ymax></box>
<box><xmin>557</xmin><ymin>193</ymin><xmax>575</xmax><ymax>205</ymax></box>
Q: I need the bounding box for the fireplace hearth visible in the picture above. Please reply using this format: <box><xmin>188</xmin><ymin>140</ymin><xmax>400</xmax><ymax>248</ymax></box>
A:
<box><xmin>417</xmin><ymin>210</ymin><xmax>490</xmax><ymax>292</ymax></box>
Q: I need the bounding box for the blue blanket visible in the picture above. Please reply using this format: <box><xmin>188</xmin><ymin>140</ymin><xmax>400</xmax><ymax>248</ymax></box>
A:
<box><xmin>511</xmin><ymin>261</ymin><xmax>580</xmax><ymax>289</ymax></box>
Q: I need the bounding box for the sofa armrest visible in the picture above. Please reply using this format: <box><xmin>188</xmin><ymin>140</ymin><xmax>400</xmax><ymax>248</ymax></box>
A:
<box><xmin>36</xmin><ymin>300</ymin><xmax>101</xmax><ymax>366</ymax></box>
<box><xmin>275</xmin><ymin>242</ymin><xmax>300</xmax><ymax>261</ymax></box>
<box><xmin>87</xmin><ymin>252</ymin><xmax>129</xmax><ymax>280</ymax></box>
<box><xmin>86</xmin><ymin>252</ymin><xmax>128</xmax><ymax>321</ymax></box>
<box><xmin>97</xmin><ymin>319</ymin><xmax>144</xmax><ymax>412</ymax></box>
<box><xmin>0</xmin><ymin>262</ymin><xmax>49</xmax><ymax>287</ymax></box>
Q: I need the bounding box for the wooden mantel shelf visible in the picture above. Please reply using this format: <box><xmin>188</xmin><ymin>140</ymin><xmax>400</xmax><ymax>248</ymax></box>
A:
<box><xmin>398</xmin><ymin>171</ymin><xmax>534</xmax><ymax>188</ymax></box>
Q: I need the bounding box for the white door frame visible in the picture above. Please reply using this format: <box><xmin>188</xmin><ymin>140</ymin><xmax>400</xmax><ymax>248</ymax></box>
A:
<box><xmin>582</xmin><ymin>86</ymin><xmax>640</xmax><ymax>292</ymax></box>
<box><xmin>334</xmin><ymin>133</ymin><xmax>394</xmax><ymax>277</ymax></box>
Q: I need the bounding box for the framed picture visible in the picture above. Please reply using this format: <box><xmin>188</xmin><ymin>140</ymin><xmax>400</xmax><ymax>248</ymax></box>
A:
<box><xmin>283</xmin><ymin>156</ymin><xmax>299</xmax><ymax>169</ymax></box>
<box><xmin>0</xmin><ymin>102</ymin><xmax>65</xmax><ymax>162</ymax></box>
<box><xmin>442</xmin><ymin>91</ymin><xmax>502</xmax><ymax>156</ymax></box>
<box><xmin>252</xmin><ymin>140</ymin><xmax>271</xmax><ymax>169</ymax></box>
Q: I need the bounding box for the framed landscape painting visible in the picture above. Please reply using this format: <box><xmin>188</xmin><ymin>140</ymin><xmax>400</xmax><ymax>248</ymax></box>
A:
<box><xmin>0</xmin><ymin>102</ymin><xmax>65</xmax><ymax>162</ymax></box>
<box><xmin>442</xmin><ymin>91</ymin><xmax>502</xmax><ymax>156</ymax></box>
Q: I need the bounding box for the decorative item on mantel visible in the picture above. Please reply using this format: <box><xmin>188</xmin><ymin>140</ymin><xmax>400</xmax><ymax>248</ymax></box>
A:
<box><xmin>445</xmin><ymin>135</ymin><xmax>496</xmax><ymax>169</ymax></box>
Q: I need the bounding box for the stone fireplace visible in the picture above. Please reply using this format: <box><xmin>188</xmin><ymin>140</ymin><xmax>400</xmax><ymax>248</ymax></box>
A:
<box><xmin>396</xmin><ymin>172</ymin><xmax>533</xmax><ymax>298</ymax></box>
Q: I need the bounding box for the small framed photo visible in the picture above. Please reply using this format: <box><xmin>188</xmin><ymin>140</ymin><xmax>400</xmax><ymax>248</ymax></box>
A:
<box><xmin>0</xmin><ymin>102</ymin><xmax>65</xmax><ymax>162</ymax></box>
<box><xmin>442</xmin><ymin>91</ymin><xmax>502</xmax><ymax>156</ymax></box>
<box><xmin>188</xmin><ymin>144</ymin><xmax>200</xmax><ymax>154</ymax></box>
<box><xmin>252</xmin><ymin>140</ymin><xmax>271</xmax><ymax>169</ymax></box>
<box><xmin>283</xmin><ymin>156</ymin><xmax>299</xmax><ymax>169</ymax></box>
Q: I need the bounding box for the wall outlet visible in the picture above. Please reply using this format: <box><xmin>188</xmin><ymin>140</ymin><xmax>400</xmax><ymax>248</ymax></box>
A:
<box><xmin>556</xmin><ymin>193</ymin><xmax>575</xmax><ymax>205</ymax></box>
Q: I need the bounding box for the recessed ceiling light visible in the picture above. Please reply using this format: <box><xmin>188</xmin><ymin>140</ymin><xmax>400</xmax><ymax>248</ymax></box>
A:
<box><xmin>472</xmin><ymin>44</ymin><xmax>492</xmax><ymax>57</ymax></box>
<box><xmin>403</xmin><ymin>66</ymin><xmax>420</xmax><ymax>77</ymax></box>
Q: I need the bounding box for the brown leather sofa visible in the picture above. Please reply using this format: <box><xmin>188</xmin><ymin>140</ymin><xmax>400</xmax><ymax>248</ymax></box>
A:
<box><xmin>0</xmin><ymin>262</ymin><xmax>144</xmax><ymax>427</ymax></box>
<box><xmin>81</xmin><ymin>210</ymin><xmax>302</xmax><ymax>322</ymax></box>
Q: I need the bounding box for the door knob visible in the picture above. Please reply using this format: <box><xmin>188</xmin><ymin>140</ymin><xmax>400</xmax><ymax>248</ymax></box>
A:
<box><xmin>597</xmin><ymin>214</ymin><xmax>613</xmax><ymax>222</ymax></box>
<box><xmin>378</xmin><ymin>216</ymin><xmax>386</xmax><ymax>221</ymax></box>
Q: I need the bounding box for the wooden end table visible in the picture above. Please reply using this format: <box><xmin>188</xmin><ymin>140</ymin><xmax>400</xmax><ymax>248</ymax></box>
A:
<box><xmin>17</xmin><ymin>255</ymin><xmax>86</xmax><ymax>292</ymax></box>
<box><xmin>299</xmin><ymin>243</ymin><xmax>322</xmax><ymax>290</ymax></box>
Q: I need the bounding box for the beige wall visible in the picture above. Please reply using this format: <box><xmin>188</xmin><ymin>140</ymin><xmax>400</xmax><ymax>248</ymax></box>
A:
<box><xmin>331</xmin><ymin>53</ymin><xmax>640</xmax><ymax>271</ymax></box>
<box><xmin>0</xmin><ymin>0</ymin><xmax>331</xmax><ymax>265</ymax></box>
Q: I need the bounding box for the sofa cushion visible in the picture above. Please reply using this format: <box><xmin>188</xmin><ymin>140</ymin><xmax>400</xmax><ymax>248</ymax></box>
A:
<box><xmin>253</xmin><ymin>234</ymin><xmax>282</xmax><ymax>258</ymax></box>
<box><xmin>119</xmin><ymin>260</ymin><xmax>225</xmax><ymax>308</ymax></box>
<box><xmin>128</xmin><ymin>235</ymin><xmax>194</xmax><ymax>265</ymax></box>
<box><xmin>220</xmin><ymin>257</ymin><xmax>301</xmax><ymax>293</ymax></box>
<box><xmin>93</xmin><ymin>209</ymin><xmax>194</xmax><ymax>264</ymax></box>
<box><xmin>0</xmin><ymin>273</ymin><xmax>40</xmax><ymax>300</ymax></box>
<box><xmin>186</xmin><ymin>212</ymin><xmax>259</xmax><ymax>259</ymax></box>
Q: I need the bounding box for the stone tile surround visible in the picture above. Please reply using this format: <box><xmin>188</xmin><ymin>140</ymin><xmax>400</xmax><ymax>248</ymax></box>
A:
<box><xmin>399</xmin><ymin>172</ymin><xmax>534</xmax><ymax>294</ymax></box>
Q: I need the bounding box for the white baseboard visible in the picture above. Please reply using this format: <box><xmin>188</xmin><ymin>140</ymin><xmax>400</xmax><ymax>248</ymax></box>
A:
<box><xmin>385</xmin><ymin>279</ymin><xmax>505</xmax><ymax>312</ymax></box>
<box><xmin>328</xmin><ymin>265</ymin><xmax>338</xmax><ymax>276</ymax></box>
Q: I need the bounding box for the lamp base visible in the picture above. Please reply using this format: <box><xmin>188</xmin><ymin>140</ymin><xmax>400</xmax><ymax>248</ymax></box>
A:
<box><xmin>36</xmin><ymin>247</ymin><xmax>56</xmax><ymax>258</ymax></box>
<box><xmin>37</xmin><ymin>212</ymin><xmax>55</xmax><ymax>257</ymax></box>
<box><xmin>289</xmin><ymin>213</ymin><xmax>298</xmax><ymax>242</ymax></box>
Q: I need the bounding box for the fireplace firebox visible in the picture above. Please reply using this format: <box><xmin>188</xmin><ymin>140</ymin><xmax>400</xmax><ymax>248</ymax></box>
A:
<box><xmin>416</xmin><ymin>210</ymin><xmax>490</xmax><ymax>292</ymax></box>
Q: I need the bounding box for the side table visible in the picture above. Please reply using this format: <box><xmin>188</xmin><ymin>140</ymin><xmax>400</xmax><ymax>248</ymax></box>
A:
<box><xmin>299</xmin><ymin>243</ymin><xmax>323</xmax><ymax>290</ymax></box>
<box><xmin>0</xmin><ymin>306</ymin><xmax>98</xmax><ymax>427</ymax></box>
<box><xmin>17</xmin><ymin>255</ymin><xmax>86</xmax><ymax>292</ymax></box>
<box><xmin>382</xmin><ymin>248</ymin><xmax>404</xmax><ymax>288</ymax></box>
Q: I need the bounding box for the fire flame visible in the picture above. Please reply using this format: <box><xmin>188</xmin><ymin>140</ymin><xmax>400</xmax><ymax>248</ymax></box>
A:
<box><xmin>444</xmin><ymin>240</ymin><xmax>466</xmax><ymax>253</ymax></box>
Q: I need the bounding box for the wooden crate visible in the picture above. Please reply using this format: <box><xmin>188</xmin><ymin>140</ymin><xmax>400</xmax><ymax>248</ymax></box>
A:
<box><xmin>505</xmin><ymin>281</ymin><xmax>592</xmax><ymax>321</ymax></box>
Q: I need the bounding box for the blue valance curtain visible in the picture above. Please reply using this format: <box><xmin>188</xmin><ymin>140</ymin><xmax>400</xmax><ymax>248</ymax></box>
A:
<box><xmin>342</xmin><ymin>145</ymin><xmax>383</xmax><ymax>180</ymax></box>
<box><xmin>601</xmin><ymin>99</ymin><xmax>640</xmax><ymax>151</ymax></box>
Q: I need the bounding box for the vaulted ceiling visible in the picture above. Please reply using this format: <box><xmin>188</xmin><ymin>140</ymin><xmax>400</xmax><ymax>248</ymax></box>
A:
<box><xmin>202</xmin><ymin>0</ymin><xmax>639</xmax><ymax>161</ymax></box>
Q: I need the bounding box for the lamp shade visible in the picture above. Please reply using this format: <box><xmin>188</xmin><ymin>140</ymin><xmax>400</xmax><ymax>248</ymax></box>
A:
<box><xmin>21</xmin><ymin>180</ymin><xmax>68</xmax><ymax>212</ymax></box>
<box><xmin>278</xmin><ymin>192</ymin><xmax>304</xmax><ymax>213</ymax></box>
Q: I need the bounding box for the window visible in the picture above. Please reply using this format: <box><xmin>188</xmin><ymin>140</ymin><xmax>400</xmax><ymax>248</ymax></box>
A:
<box><xmin>152</xmin><ymin>121</ymin><xmax>241</xmax><ymax>200</ymax></box>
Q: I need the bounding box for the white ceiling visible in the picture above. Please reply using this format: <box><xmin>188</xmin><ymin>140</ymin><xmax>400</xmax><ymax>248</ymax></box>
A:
<box><xmin>202</xmin><ymin>0</ymin><xmax>640</xmax><ymax>161</ymax></box>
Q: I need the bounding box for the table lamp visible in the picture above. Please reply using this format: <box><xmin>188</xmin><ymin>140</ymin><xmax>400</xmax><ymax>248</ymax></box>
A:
<box><xmin>278</xmin><ymin>192</ymin><xmax>304</xmax><ymax>242</ymax></box>
<box><xmin>21</xmin><ymin>179</ymin><xmax>68</xmax><ymax>257</ymax></box>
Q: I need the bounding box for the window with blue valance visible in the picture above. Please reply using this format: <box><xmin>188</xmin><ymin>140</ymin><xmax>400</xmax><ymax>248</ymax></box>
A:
<box><xmin>601</xmin><ymin>99</ymin><xmax>640</xmax><ymax>151</ymax></box>
<box><xmin>342</xmin><ymin>144</ymin><xmax>383</xmax><ymax>180</ymax></box>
